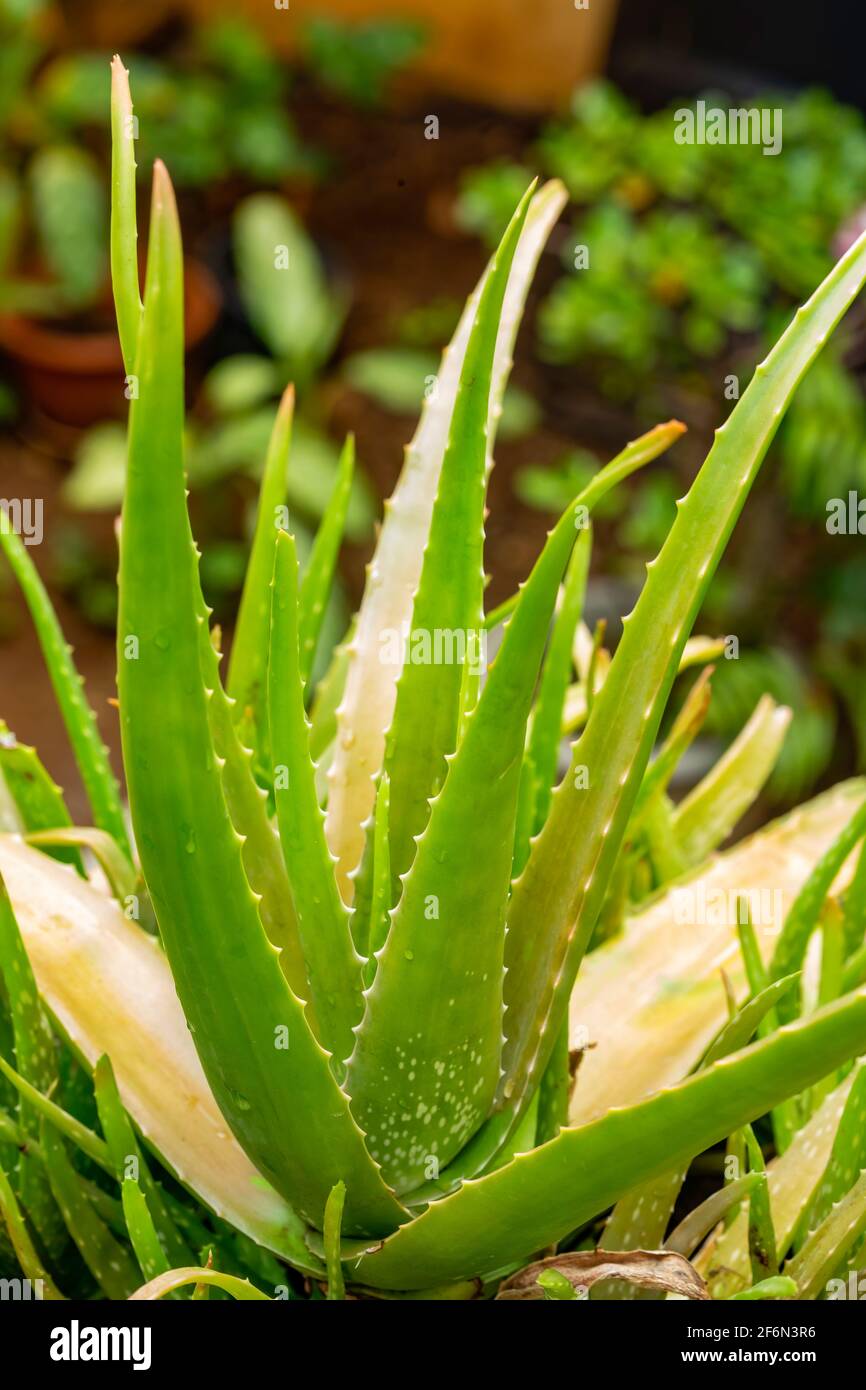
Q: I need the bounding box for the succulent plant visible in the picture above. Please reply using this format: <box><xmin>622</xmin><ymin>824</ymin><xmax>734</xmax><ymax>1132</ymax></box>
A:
<box><xmin>2</xmin><ymin>59</ymin><xmax>866</xmax><ymax>1301</ymax></box>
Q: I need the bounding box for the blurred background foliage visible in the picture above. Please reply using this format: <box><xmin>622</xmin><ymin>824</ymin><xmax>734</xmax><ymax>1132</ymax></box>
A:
<box><xmin>1</xmin><ymin>0</ymin><xmax>865</xmax><ymax>819</ymax></box>
<box><xmin>455</xmin><ymin>80</ymin><xmax>866</xmax><ymax>804</ymax></box>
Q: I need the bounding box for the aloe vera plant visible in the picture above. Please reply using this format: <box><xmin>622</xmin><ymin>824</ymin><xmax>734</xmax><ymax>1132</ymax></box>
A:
<box><xmin>2</xmin><ymin>59</ymin><xmax>866</xmax><ymax>1300</ymax></box>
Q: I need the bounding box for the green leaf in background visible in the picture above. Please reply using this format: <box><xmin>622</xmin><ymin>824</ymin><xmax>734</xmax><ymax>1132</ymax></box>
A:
<box><xmin>341</xmin><ymin>346</ymin><xmax>540</xmax><ymax>440</ymax></box>
<box><xmin>302</xmin><ymin>16</ymin><xmax>426</xmax><ymax>107</ymax></box>
<box><xmin>29</xmin><ymin>145</ymin><xmax>108</xmax><ymax>308</ymax></box>
<box><xmin>233</xmin><ymin>193</ymin><xmax>347</xmax><ymax>387</ymax></box>
<box><xmin>202</xmin><ymin>355</ymin><xmax>282</xmax><ymax>416</ymax></box>
<box><xmin>63</xmin><ymin>422</ymin><xmax>127</xmax><ymax>512</ymax></box>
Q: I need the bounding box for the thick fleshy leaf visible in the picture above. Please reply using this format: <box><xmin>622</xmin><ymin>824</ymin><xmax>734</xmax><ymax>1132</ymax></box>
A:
<box><xmin>227</xmin><ymin>384</ymin><xmax>295</xmax><ymax>771</ymax></box>
<box><xmin>347</xmin><ymin>490</ymin><xmax>584</xmax><ymax>1191</ymax></box>
<box><xmin>567</xmin><ymin>781</ymin><xmax>865</xmax><ymax>1126</ymax></box>
<box><xmin>0</xmin><ymin>1158</ymin><xmax>64</xmax><ymax>1299</ymax></box>
<box><xmin>130</xmin><ymin>1267</ymin><xmax>272</xmax><ymax>1301</ymax></box>
<box><xmin>0</xmin><ymin>526</ymin><xmax>129</xmax><ymax>859</ymax></box>
<box><xmin>384</xmin><ymin>186</ymin><xmax>535</xmax><ymax>896</ymax></box>
<box><xmin>0</xmin><ymin>873</ymin><xmax>65</xmax><ymax>1258</ymax></box>
<box><xmin>0</xmin><ymin>722</ymin><xmax>82</xmax><ymax>872</ymax></box>
<box><xmin>770</xmin><ymin>793</ymin><xmax>866</xmax><ymax>1017</ymax></box>
<box><xmin>500</xmin><ymin>224</ymin><xmax>866</xmax><ymax>1114</ymax></box>
<box><xmin>109</xmin><ymin>55</ymin><xmax>142</xmax><ymax>371</ymax></box>
<box><xmin>93</xmin><ymin>1053</ymin><xmax>193</xmax><ymax>1271</ymax></box>
<box><xmin>269</xmin><ymin>530</ymin><xmax>362</xmax><ymax>1064</ymax></box>
<box><xmin>696</xmin><ymin>1070</ymin><xmax>857</xmax><ymax>1285</ymax></box>
<box><xmin>354</xmin><ymin>987</ymin><xmax>866</xmax><ymax>1290</ymax></box>
<box><xmin>41</xmin><ymin>1121</ymin><xmax>140</xmax><ymax>1299</ymax></box>
<box><xmin>117</xmin><ymin>161</ymin><xmax>404</xmax><ymax>1236</ymax></box>
<box><xmin>785</xmin><ymin>1170</ymin><xmax>866</xmax><ymax>1299</ymax></box>
<box><xmin>0</xmin><ymin>835</ymin><xmax>315</xmax><ymax>1265</ymax></box>
<box><xmin>672</xmin><ymin>696</ymin><xmax>792</xmax><ymax>865</ymax></box>
<box><xmin>298</xmin><ymin>434</ymin><xmax>355</xmax><ymax>689</ymax></box>
<box><xmin>324</xmin><ymin>180</ymin><xmax>567</xmax><ymax>899</ymax></box>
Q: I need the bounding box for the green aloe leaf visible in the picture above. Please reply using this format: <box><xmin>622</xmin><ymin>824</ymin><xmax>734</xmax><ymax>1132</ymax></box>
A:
<box><xmin>110</xmin><ymin>56</ymin><xmax>142</xmax><ymax>371</ymax></box>
<box><xmin>26</xmin><ymin>827</ymin><xmax>137</xmax><ymax>905</ymax></box>
<box><xmin>673</xmin><ymin>696</ymin><xmax>792</xmax><ymax>865</ymax></box>
<box><xmin>842</xmin><ymin>835</ymin><xmax>866</xmax><ymax>956</ymax></box>
<box><xmin>785</xmin><ymin>1169</ymin><xmax>866</xmax><ymax>1299</ymax></box>
<box><xmin>770</xmin><ymin>795</ymin><xmax>866</xmax><ymax>1017</ymax></box>
<box><xmin>0</xmin><ymin>723</ymin><xmax>83</xmax><ymax>873</ymax></box>
<box><xmin>41</xmin><ymin>1121</ymin><xmax>140</xmax><ymax>1300</ymax></box>
<box><xmin>269</xmin><ymin>529</ymin><xmax>363</xmax><ymax>1065</ymax></box>
<box><xmin>324</xmin><ymin>180</ymin><xmax>567</xmax><ymax>898</ymax></box>
<box><xmin>802</xmin><ymin>1060</ymin><xmax>866</xmax><ymax>1236</ymax></box>
<box><xmin>121</xmin><ymin>1178</ymin><xmax>170</xmax><ymax>1282</ymax></box>
<box><xmin>93</xmin><ymin>1054</ymin><xmax>193</xmax><ymax>1271</ymax></box>
<box><xmin>383</xmin><ymin>183</ymin><xmax>535</xmax><ymax>892</ymax></box>
<box><xmin>0</xmin><ymin>527</ymin><xmax>130</xmax><ymax>861</ymax></box>
<box><xmin>324</xmin><ymin>1180</ymin><xmax>346</xmax><ymax>1300</ymax></box>
<box><xmin>0</xmin><ymin>835</ymin><xmax>316</xmax><ymax>1267</ymax></box>
<box><xmin>0</xmin><ymin>874</ymin><xmax>65</xmax><ymax>1259</ymax></box>
<box><xmin>0</xmin><ymin>1159</ymin><xmax>64</xmax><ymax>1299</ymax></box>
<box><xmin>743</xmin><ymin>1125</ymin><xmax>778</xmax><ymax>1282</ymax></box>
<box><xmin>355</xmin><ymin>987</ymin><xmax>866</xmax><ymax>1289</ymax></box>
<box><xmin>298</xmin><ymin>433</ymin><xmax>355</xmax><ymax>689</ymax></box>
<box><xmin>227</xmin><ymin>384</ymin><xmax>295</xmax><ymax>773</ymax></box>
<box><xmin>500</xmin><ymin>226</ymin><xmax>866</xmax><ymax>1115</ymax></box>
<box><xmin>348</xmin><ymin>491</ymin><xmax>585</xmax><ymax>1192</ymax></box>
<box><xmin>117</xmin><ymin>160</ymin><xmax>402</xmax><ymax>1237</ymax></box>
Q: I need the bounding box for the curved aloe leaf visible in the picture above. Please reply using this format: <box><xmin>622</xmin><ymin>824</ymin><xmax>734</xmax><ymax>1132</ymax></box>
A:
<box><xmin>0</xmin><ymin>722</ymin><xmax>82</xmax><ymax>872</ymax></box>
<box><xmin>298</xmin><ymin>433</ymin><xmax>355</xmax><ymax>688</ymax></box>
<box><xmin>269</xmin><ymin>530</ymin><xmax>362</xmax><ymax>1064</ymax></box>
<box><xmin>117</xmin><ymin>162</ymin><xmax>403</xmax><ymax>1236</ymax></box>
<box><xmin>26</xmin><ymin>827</ymin><xmax>136</xmax><ymax>904</ymax></box>
<box><xmin>355</xmin><ymin>988</ymin><xmax>866</xmax><ymax>1289</ymax></box>
<box><xmin>348</xmin><ymin>490</ymin><xmax>584</xmax><ymax>1191</ymax></box>
<box><xmin>786</xmin><ymin>1170</ymin><xmax>866</xmax><ymax>1298</ymax></box>
<box><xmin>568</xmin><ymin>781</ymin><xmax>865</xmax><ymax>1127</ymax></box>
<box><xmin>696</xmin><ymin>1069</ymin><xmax>858</xmax><ymax>1283</ymax></box>
<box><xmin>41</xmin><ymin>1121</ymin><xmax>140</xmax><ymax>1299</ymax></box>
<box><xmin>0</xmin><ymin>873</ymin><xmax>64</xmax><ymax>1257</ymax></box>
<box><xmin>0</xmin><ymin>1159</ymin><xmax>64</xmax><ymax>1299</ymax></box>
<box><xmin>93</xmin><ymin>1053</ymin><xmax>193</xmax><ymax>1270</ymax></box>
<box><xmin>770</xmin><ymin>793</ymin><xmax>866</xmax><ymax>1014</ymax></box>
<box><xmin>382</xmin><ymin>184</ymin><xmax>535</xmax><ymax>892</ymax></box>
<box><xmin>501</xmin><ymin>228</ymin><xmax>866</xmax><ymax>1113</ymax></box>
<box><xmin>0</xmin><ymin>526</ymin><xmax>129</xmax><ymax>860</ymax></box>
<box><xmin>0</xmin><ymin>836</ymin><xmax>313</xmax><ymax>1264</ymax></box>
<box><xmin>227</xmin><ymin>384</ymin><xmax>295</xmax><ymax>769</ymax></box>
<box><xmin>324</xmin><ymin>180</ymin><xmax>567</xmax><ymax>898</ymax></box>
<box><xmin>110</xmin><ymin>55</ymin><xmax>142</xmax><ymax>370</ymax></box>
<box><xmin>130</xmin><ymin>1267</ymin><xmax>272</xmax><ymax>1301</ymax></box>
<box><xmin>515</xmin><ymin>525</ymin><xmax>591</xmax><ymax>877</ymax></box>
<box><xmin>673</xmin><ymin>695</ymin><xmax>792</xmax><ymax>865</ymax></box>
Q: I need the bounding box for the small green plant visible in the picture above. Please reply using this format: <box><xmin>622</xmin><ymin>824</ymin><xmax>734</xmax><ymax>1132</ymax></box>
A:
<box><xmin>2</xmin><ymin>60</ymin><xmax>866</xmax><ymax>1300</ymax></box>
<box><xmin>301</xmin><ymin>15</ymin><xmax>427</xmax><ymax>108</ymax></box>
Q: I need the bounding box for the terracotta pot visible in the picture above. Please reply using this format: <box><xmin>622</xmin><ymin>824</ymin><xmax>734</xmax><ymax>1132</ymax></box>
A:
<box><xmin>178</xmin><ymin>0</ymin><xmax>620</xmax><ymax>112</ymax></box>
<box><xmin>0</xmin><ymin>259</ymin><xmax>220</xmax><ymax>426</ymax></box>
